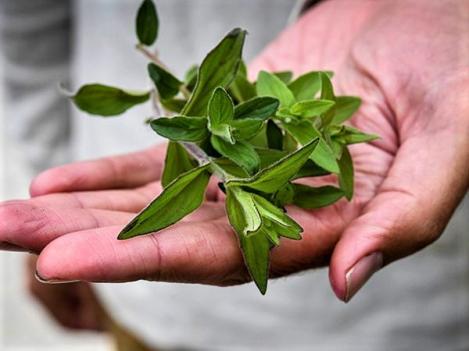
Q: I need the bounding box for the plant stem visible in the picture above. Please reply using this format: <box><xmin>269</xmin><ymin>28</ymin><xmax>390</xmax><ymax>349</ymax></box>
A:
<box><xmin>137</xmin><ymin>45</ymin><xmax>227</xmax><ymax>181</ymax></box>
<box><xmin>136</xmin><ymin>44</ymin><xmax>168</xmax><ymax>69</ymax></box>
<box><xmin>136</xmin><ymin>43</ymin><xmax>191</xmax><ymax>100</ymax></box>
<box><xmin>180</xmin><ymin>142</ymin><xmax>228</xmax><ymax>181</ymax></box>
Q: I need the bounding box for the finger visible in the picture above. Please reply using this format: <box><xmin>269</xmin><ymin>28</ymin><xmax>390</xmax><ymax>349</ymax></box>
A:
<box><xmin>329</xmin><ymin>127</ymin><xmax>469</xmax><ymax>302</ymax></box>
<box><xmin>30</xmin><ymin>144</ymin><xmax>167</xmax><ymax>196</ymax></box>
<box><xmin>29</xmin><ymin>182</ymin><xmax>162</xmax><ymax>213</ymax></box>
<box><xmin>0</xmin><ymin>201</ymin><xmax>134</xmax><ymax>253</ymax></box>
<box><xmin>0</xmin><ymin>201</ymin><xmax>226</xmax><ymax>254</ymax></box>
<box><xmin>28</xmin><ymin>177</ymin><xmax>220</xmax><ymax>213</ymax></box>
<box><xmin>34</xmin><ymin>205</ymin><xmax>350</xmax><ymax>286</ymax></box>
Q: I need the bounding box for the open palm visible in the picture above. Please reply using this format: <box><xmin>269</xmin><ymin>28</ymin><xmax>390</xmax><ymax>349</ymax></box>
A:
<box><xmin>1</xmin><ymin>0</ymin><xmax>467</xmax><ymax>301</ymax></box>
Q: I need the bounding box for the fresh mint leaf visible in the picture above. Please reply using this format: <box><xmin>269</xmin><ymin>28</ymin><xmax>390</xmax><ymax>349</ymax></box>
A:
<box><xmin>160</xmin><ymin>98</ymin><xmax>186</xmax><ymax>113</ymax></box>
<box><xmin>288</xmin><ymin>71</ymin><xmax>321</xmax><ymax>101</ymax></box>
<box><xmin>161</xmin><ymin>142</ymin><xmax>196</xmax><ymax>187</ymax></box>
<box><xmin>287</xmin><ymin>71</ymin><xmax>333</xmax><ymax>101</ymax></box>
<box><xmin>319</xmin><ymin>72</ymin><xmax>336</xmax><ymax>126</ymax></box>
<box><xmin>226</xmin><ymin>187</ymin><xmax>262</xmax><ymax>235</ymax></box>
<box><xmin>252</xmin><ymin>194</ymin><xmax>302</xmax><ymax>240</ymax></box>
<box><xmin>281</xmin><ymin>120</ymin><xmax>340</xmax><ymax>173</ymax></box>
<box><xmin>211</xmin><ymin>135</ymin><xmax>260</xmax><ymax>175</ymax></box>
<box><xmin>208</xmin><ymin>87</ymin><xmax>234</xmax><ymax>126</ymax></box>
<box><xmin>333</xmin><ymin>125</ymin><xmax>379</xmax><ymax>144</ymax></box>
<box><xmin>255</xmin><ymin>148</ymin><xmax>288</xmax><ymax>169</ymax></box>
<box><xmin>150</xmin><ymin>116</ymin><xmax>208</xmax><ymax>142</ymax></box>
<box><xmin>184</xmin><ymin>64</ymin><xmax>199</xmax><ymax>91</ymax></box>
<box><xmin>256</xmin><ymin>71</ymin><xmax>295</xmax><ymax>107</ymax></box>
<box><xmin>332</xmin><ymin>96</ymin><xmax>361</xmax><ymax>124</ymax></box>
<box><xmin>118</xmin><ymin>164</ymin><xmax>211</xmax><ymax>239</ymax></box>
<box><xmin>234</xmin><ymin>97</ymin><xmax>279</xmax><ymax>120</ymax></box>
<box><xmin>291</xmin><ymin>184</ymin><xmax>344</xmax><ymax>209</ymax></box>
<box><xmin>227</xmin><ymin>138</ymin><xmax>319</xmax><ymax>193</ymax></box>
<box><xmin>72</xmin><ymin>84</ymin><xmax>150</xmax><ymax>116</ymax></box>
<box><xmin>237</xmin><ymin>228</ymin><xmax>271</xmax><ymax>294</ymax></box>
<box><xmin>266</xmin><ymin>120</ymin><xmax>283</xmax><ymax>150</ymax></box>
<box><xmin>226</xmin><ymin>187</ymin><xmax>302</xmax><ymax>294</ymax></box>
<box><xmin>338</xmin><ymin>146</ymin><xmax>354</xmax><ymax>200</ymax></box>
<box><xmin>207</xmin><ymin>87</ymin><xmax>235</xmax><ymax>143</ymax></box>
<box><xmin>290</xmin><ymin>99</ymin><xmax>335</xmax><ymax>118</ymax></box>
<box><xmin>148</xmin><ymin>63</ymin><xmax>182</xmax><ymax>100</ymax></box>
<box><xmin>231</xmin><ymin>119</ymin><xmax>263</xmax><ymax>141</ymax></box>
<box><xmin>229</xmin><ymin>61</ymin><xmax>256</xmax><ymax>102</ymax></box>
<box><xmin>182</xmin><ymin>28</ymin><xmax>246</xmax><ymax>116</ymax></box>
<box><xmin>292</xmin><ymin>159</ymin><xmax>329</xmax><ymax>179</ymax></box>
<box><xmin>136</xmin><ymin>0</ymin><xmax>159</xmax><ymax>46</ymax></box>
<box><xmin>273</xmin><ymin>71</ymin><xmax>293</xmax><ymax>84</ymax></box>
<box><xmin>213</xmin><ymin>158</ymin><xmax>249</xmax><ymax>178</ymax></box>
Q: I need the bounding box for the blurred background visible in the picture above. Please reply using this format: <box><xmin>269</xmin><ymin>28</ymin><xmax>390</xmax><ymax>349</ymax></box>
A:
<box><xmin>0</xmin><ymin>32</ymin><xmax>112</xmax><ymax>351</ymax></box>
<box><xmin>0</xmin><ymin>66</ymin><xmax>107</xmax><ymax>351</ymax></box>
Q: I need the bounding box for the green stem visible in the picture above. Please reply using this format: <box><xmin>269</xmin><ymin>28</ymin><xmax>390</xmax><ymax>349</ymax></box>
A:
<box><xmin>136</xmin><ymin>43</ymin><xmax>191</xmax><ymax>100</ymax></box>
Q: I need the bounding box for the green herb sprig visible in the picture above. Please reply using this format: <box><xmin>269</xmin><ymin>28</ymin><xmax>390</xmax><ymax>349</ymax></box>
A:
<box><xmin>68</xmin><ymin>0</ymin><xmax>378</xmax><ymax>294</ymax></box>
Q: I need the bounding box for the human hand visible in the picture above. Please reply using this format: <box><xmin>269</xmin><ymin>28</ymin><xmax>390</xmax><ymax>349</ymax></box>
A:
<box><xmin>1</xmin><ymin>0</ymin><xmax>468</xmax><ymax>301</ymax></box>
<box><xmin>250</xmin><ymin>0</ymin><xmax>468</xmax><ymax>300</ymax></box>
<box><xmin>26</xmin><ymin>255</ymin><xmax>104</xmax><ymax>331</ymax></box>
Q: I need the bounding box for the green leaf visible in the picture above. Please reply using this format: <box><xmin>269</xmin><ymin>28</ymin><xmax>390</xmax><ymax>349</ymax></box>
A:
<box><xmin>71</xmin><ymin>84</ymin><xmax>150</xmax><ymax>116</ymax></box>
<box><xmin>237</xmin><ymin>228</ymin><xmax>271</xmax><ymax>294</ymax></box>
<box><xmin>161</xmin><ymin>142</ymin><xmax>196</xmax><ymax>187</ymax></box>
<box><xmin>333</xmin><ymin>126</ymin><xmax>379</xmax><ymax>144</ymax></box>
<box><xmin>160</xmin><ymin>98</ymin><xmax>186</xmax><ymax>113</ymax></box>
<box><xmin>226</xmin><ymin>187</ymin><xmax>262</xmax><ymax>234</ymax></box>
<box><xmin>213</xmin><ymin>158</ymin><xmax>249</xmax><ymax>178</ymax></box>
<box><xmin>292</xmin><ymin>159</ymin><xmax>329</xmax><ymax>179</ymax></box>
<box><xmin>184</xmin><ymin>64</ymin><xmax>199</xmax><ymax>91</ymax></box>
<box><xmin>147</xmin><ymin>63</ymin><xmax>182</xmax><ymax>100</ymax></box>
<box><xmin>287</xmin><ymin>71</ymin><xmax>333</xmax><ymax>101</ymax></box>
<box><xmin>252</xmin><ymin>195</ymin><xmax>302</xmax><ymax>240</ymax></box>
<box><xmin>207</xmin><ymin>87</ymin><xmax>234</xmax><ymax>138</ymax></box>
<box><xmin>290</xmin><ymin>99</ymin><xmax>335</xmax><ymax>118</ymax></box>
<box><xmin>118</xmin><ymin>164</ymin><xmax>210</xmax><ymax>239</ymax></box>
<box><xmin>231</xmin><ymin>118</ymin><xmax>263</xmax><ymax>140</ymax></box>
<box><xmin>332</xmin><ymin>96</ymin><xmax>361</xmax><ymax>124</ymax></box>
<box><xmin>291</xmin><ymin>184</ymin><xmax>344</xmax><ymax>209</ymax></box>
<box><xmin>319</xmin><ymin>72</ymin><xmax>336</xmax><ymax>126</ymax></box>
<box><xmin>227</xmin><ymin>138</ymin><xmax>319</xmax><ymax>193</ymax></box>
<box><xmin>255</xmin><ymin>148</ymin><xmax>288</xmax><ymax>169</ymax></box>
<box><xmin>226</xmin><ymin>188</ymin><xmax>303</xmax><ymax>294</ymax></box>
<box><xmin>282</xmin><ymin>120</ymin><xmax>340</xmax><ymax>173</ymax></box>
<box><xmin>288</xmin><ymin>71</ymin><xmax>321</xmax><ymax>101</ymax></box>
<box><xmin>256</xmin><ymin>71</ymin><xmax>295</xmax><ymax>107</ymax></box>
<box><xmin>271</xmin><ymin>182</ymin><xmax>295</xmax><ymax>207</ymax></box>
<box><xmin>338</xmin><ymin>146</ymin><xmax>354</xmax><ymax>200</ymax></box>
<box><xmin>234</xmin><ymin>97</ymin><xmax>279</xmax><ymax>120</ymax></box>
<box><xmin>150</xmin><ymin>116</ymin><xmax>208</xmax><ymax>142</ymax></box>
<box><xmin>229</xmin><ymin>62</ymin><xmax>256</xmax><ymax>102</ymax></box>
<box><xmin>273</xmin><ymin>71</ymin><xmax>293</xmax><ymax>84</ymax></box>
<box><xmin>211</xmin><ymin>135</ymin><xmax>260</xmax><ymax>175</ymax></box>
<box><xmin>207</xmin><ymin>87</ymin><xmax>235</xmax><ymax>143</ymax></box>
<box><xmin>136</xmin><ymin>0</ymin><xmax>159</xmax><ymax>46</ymax></box>
<box><xmin>182</xmin><ymin>28</ymin><xmax>246</xmax><ymax>116</ymax></box>
<box><xmin>266</xmin><ymin>120</ymin><xmax>283</xmax><ymax>150</ymax></box>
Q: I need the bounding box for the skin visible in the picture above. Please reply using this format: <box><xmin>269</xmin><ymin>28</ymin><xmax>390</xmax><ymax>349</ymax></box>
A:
<box><xmin>1</xmin><ymin>0</ymin><xmax>468</xmax><ymax>322</ymax></box>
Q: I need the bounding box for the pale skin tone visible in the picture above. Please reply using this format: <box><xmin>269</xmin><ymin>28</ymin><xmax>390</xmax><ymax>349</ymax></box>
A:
<box><xmin>0</xmin><ymin>0</ymin><xmax>468</xmax><ymax>329</ymax></box>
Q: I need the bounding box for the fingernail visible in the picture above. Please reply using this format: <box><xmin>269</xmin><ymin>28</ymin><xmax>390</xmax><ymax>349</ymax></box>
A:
<box><xmin>35</xmin><ymin>270</ymin><xmax>80</xmax><ymax>284</ymax></box>
<box><xmin>345</xmin><ymin>252</ymin><xmax>383</xmax><ymax>303</ymax></box>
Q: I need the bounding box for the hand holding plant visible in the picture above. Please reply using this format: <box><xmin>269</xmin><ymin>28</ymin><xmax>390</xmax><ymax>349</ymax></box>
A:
<box><xmin>1</xmin><ymin>0</ymin><xmax>467</xmax><ymax>301</ymax></box>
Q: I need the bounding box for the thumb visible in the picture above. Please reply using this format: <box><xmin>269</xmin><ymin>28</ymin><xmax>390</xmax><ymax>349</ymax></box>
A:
<box><xmin>329</xmin><ymin>126</ymin><xmax>469</xmax><ymax>302</ymax></box>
